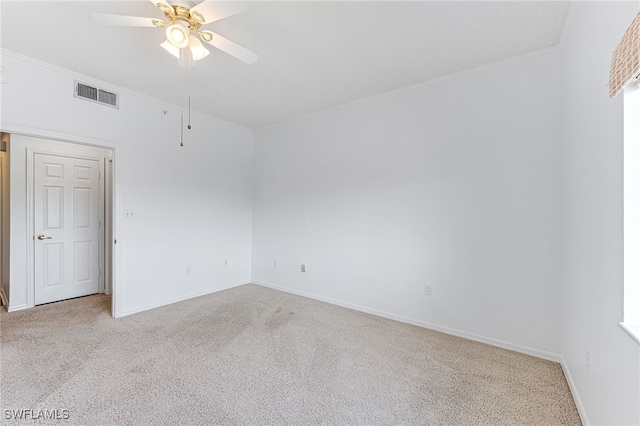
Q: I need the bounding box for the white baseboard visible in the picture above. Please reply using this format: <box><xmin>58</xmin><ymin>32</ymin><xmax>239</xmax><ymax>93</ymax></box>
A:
<box><xmin>253</xmin><ymin>280</ymin><xmax>561</xmax><ymax>363</ymax></box>
<box><xmin>7</xmin><ymin>304</ymin><xmax>29</xmax><ymax>312</ymax></box>
<box><xmin>0</xmin><ymin>288</ymin><xmax>30</xmax><ymax>312</ymax></box>
<box><xmin>116</xmin><ymin>281</ymin><xmax>249</xmax><ymax>318</ymax></box>
<box><xmin>561</xmin><ymin>357</ymin><xmax>589</xmax><ymax>426</ymax></box>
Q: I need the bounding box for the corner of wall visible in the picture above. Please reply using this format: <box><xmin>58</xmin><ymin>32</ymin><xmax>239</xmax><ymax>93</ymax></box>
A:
<box><xmin>560</xmin><ymin>356</ymin><xmax>590</xmax><ymax>426</ymax></box>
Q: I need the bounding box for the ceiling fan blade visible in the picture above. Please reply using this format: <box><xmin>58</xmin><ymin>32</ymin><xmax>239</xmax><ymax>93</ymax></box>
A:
<box><xmin>191</xmin><ymin>1</ymin><xmax>247</xmax><ymax>25</ymax></box>
<box><xmin>91</xmin><ymin>13</ymin><xmax>160</xmax><ymax>27</ymax></box>
<box><xmin>201</xmin><ymin>31</ymin><xmax>257</xmax><ymax>64</ymax></box>
<box><xmin>148</xmin><ymin>0</ymin><xmax>172</xmax><ymax>9</ymax></box>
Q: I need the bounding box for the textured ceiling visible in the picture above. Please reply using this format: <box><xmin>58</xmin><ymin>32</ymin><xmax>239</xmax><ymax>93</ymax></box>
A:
<box><xmin>1</xmin><ymin>1</ymin><xmax>570</xmax><ymax>129</ymax></box>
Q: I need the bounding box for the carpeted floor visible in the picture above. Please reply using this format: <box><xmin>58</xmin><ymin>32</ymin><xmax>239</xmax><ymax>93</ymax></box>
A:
<box><xmin>1</xmin><ymin>284</ymin><xmax>580</xmax><ymax>425</ymax></box>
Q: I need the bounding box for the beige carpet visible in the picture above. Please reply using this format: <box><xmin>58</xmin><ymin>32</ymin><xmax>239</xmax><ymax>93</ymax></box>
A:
<box><xmin>1</xmin><ymin>284</ymin><xmax>580</xmax><ymax>425</ymax></box>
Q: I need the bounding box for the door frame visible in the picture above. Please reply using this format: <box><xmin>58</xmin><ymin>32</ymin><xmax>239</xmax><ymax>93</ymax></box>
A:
<box><xmin>0</xmin><ymin>154</ymin><xmax>3</xmax><ymax>304</ymax></box>
<box><xmin>31</xmin><ymin>151</ymin><xmax>106</xmax><ymax>305</ymax></box>
<box><xmin>2</xmin><ymin>125</ymin><xmax>120</xmax><ymax>317</ymax></box>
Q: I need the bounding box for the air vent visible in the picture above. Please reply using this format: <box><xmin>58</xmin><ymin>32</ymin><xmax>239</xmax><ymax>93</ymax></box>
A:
<box><xmin>74</xmin><ymin>81</ymin><xmax>119</xmax><ymax>109</ymax></box>
<box><xmin>98</xmin><ymin>89</ymin><xmax>118</xmax><ymax>107</ymax></box>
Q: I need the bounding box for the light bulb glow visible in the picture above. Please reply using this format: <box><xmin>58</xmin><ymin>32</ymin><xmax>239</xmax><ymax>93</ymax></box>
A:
<box><xmin>171</xmin><ymin>27</ymin><xmax>185</xmax><ymax>42</ymax></box>
<box><xmin>165</xmin><ymin>24</ymin><xmax>188</xmax><ymax>48</ymax></box>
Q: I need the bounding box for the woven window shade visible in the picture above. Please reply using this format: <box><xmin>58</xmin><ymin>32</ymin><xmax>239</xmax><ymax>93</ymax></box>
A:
<box><xmin>609</xmin><ymin>11</ymin><xmax>640</xmax><ymax>98</ymax></box>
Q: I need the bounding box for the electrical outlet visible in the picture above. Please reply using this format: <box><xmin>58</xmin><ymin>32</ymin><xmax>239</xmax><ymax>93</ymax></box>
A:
<box><xmin>123</xmin><ymin>209</ymin><xmax>135</xmax><ymax>219</ymax></box>
<box><xmin>274</xmin><ymin>260</ymin><xmax>279</xmax><ymax>268</ymax></box>
<box><xmin>586</xmin><ymin>351</ymin><xmax>592</xmax><ymax>371</ymax></box>
<box><xmin>424</xmin><ymin>285</ymin><xmax>432</xmax><ymax>296</ymax></box>
<box><xmin>301</xmin><ymin>264</ymin><xmax>306</xmax><ymax>273</ymax></box>
<box><xmin>224</xmin><ymin>259</ymin><xmax>228</xmax><ymax>267</ymax></box>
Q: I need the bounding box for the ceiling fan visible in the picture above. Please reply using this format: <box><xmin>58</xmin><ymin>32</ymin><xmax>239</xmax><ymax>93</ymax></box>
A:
<box><xmin>91</xmin><ymin>0</ymin><xmax>257</xmax><ymax>64</ymax></box>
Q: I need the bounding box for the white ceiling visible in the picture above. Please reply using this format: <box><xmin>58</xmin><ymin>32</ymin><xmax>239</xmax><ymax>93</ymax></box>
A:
<box><xmin>1</xmin><ymin>1</ymin><xmax>570</xmax><ymax>129</ymax></box>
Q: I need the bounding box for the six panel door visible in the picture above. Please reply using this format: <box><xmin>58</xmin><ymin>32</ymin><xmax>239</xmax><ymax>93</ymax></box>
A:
<box><xmin>34</xmin><ymin>154</ymin><xmax>100</xmax><ymax>305</ymax></box>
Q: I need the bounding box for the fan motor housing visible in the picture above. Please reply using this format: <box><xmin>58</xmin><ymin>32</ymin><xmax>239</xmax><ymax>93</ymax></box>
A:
<box><xmin>163</xmin><ymin>5</ymin><xmax>204</xmax><ymax>31</ymax></box>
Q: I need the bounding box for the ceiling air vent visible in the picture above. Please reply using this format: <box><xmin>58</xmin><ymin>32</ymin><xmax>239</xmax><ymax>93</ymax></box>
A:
<box><xmin>74</xmin><ymin>81</ymin><xmax>119</xmax><ymax>109</ymax></box>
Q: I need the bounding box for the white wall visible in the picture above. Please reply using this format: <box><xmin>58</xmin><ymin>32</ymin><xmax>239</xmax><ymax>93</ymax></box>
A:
<box><xmin>561</xmin><ymin>2</ymin><xmax>640</xmax><ymax>424</ymax></box>
<box><xmin>0</xmin><ymin>50</ymin><xmax>254</xmax><ymax>316</ymax></box>
<box><xmin>252</xmin><ymin>47</ymin><xmax>565</xmax><ymax>358</ymax></box>
<box><xmin>4</xmin><ymin>3</ymin><xmax>640</xmax><ymax>422</ymax></box>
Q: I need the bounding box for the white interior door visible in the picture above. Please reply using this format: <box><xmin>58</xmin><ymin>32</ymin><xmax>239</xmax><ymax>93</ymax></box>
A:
<box><xmin>35</xmin><ymin>153</ymin><xmax>101</xmax><ymax>305</ymax></box>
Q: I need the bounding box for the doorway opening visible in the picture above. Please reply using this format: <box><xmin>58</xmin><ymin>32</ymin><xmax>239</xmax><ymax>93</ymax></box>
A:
<box><xmin>1</xmin><ymin>133</ymin><xmax>116</xmax><ymax>316</ymax></box>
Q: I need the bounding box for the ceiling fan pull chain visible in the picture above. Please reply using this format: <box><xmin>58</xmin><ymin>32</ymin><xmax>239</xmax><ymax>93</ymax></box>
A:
<box><xmin>188</xmin><ymin>58</ymin><xmax>192</xmax><ymax>130</ymax></box>
<box><xmin>180</xmin><ymin>50</ymin><xmax>185</xmax><ymax>146</ymax></box>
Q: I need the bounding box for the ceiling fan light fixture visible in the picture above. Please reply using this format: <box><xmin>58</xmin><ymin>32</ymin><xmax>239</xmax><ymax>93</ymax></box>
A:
<box><xmin>160</xmin><ymin>39</ymin><xmax>181</xmax><ymax>58</ymax></box>
<box><xmin>166</xmin><ymin>23</ymin><xmax>189</xmax><ymax>48</ymax></box>
<box><xmin>189</xmin><ymin>36</ymin><xmax>210</xmax><ymax>61</ymax></box>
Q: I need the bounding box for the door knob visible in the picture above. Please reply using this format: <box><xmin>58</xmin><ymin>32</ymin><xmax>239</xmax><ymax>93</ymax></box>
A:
<box><xmin>37</xmin><ymin>234</ymin><xmax>52</xmax><ymax>240</ymax></box>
